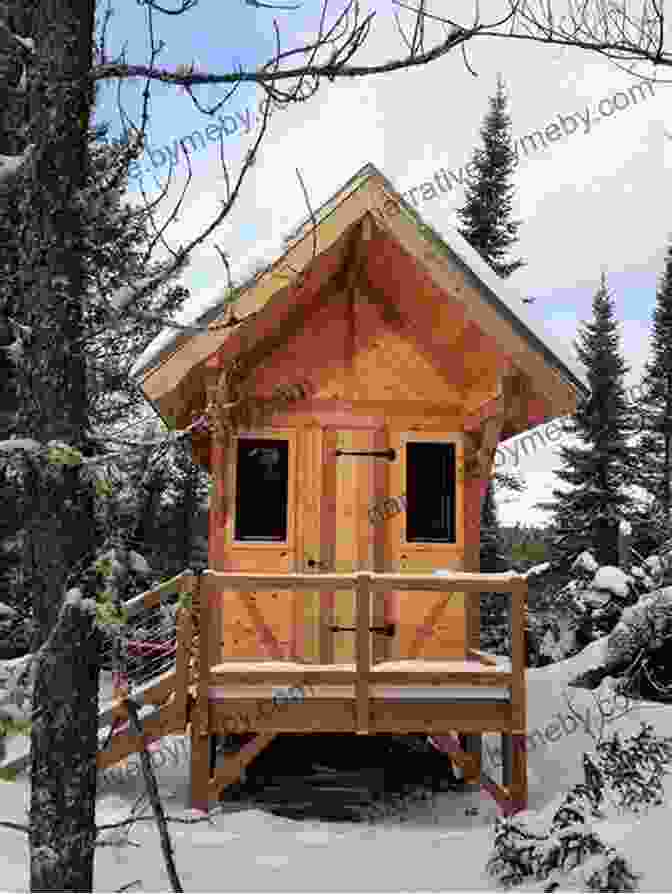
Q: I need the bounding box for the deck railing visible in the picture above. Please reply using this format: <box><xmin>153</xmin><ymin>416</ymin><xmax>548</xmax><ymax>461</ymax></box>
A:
<box><xmin>196</xmin><ymin>570</ymin><xmax>528</xmax><ymax>735</ymax></box>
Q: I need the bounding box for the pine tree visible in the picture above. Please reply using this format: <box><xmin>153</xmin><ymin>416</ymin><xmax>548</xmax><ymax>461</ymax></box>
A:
<box><xmin>480</xmin><ymin>479</ymin><xmax>501</xmax><ymax>572</ymax></box>
<box><xmin>480</xmin><ymin>479</ymin><xmax>511</xmax><ymax>651</ymax></box>
<box><xmin>0</xmin><ymin>135</ymin><xmax>190</xmax><ymax>629</ymax></box>
<box><xmin>536</xmin><ymin>274</ymin><xmax>636</xmax><ymax>570</ymax></box>
<box><xmin>630</xmin><ymin>238</ymin><xmax>672</xmax><ymax>553</ymax></box>
<box><xmin>456</xmin><ymin>74</ymin><xmax>525</xmax><ymax>649</ymax></box>
<box><xmin>456</xmin><ymin>73</ymin><xmax>524</xmax><ymax>279</ymax></box>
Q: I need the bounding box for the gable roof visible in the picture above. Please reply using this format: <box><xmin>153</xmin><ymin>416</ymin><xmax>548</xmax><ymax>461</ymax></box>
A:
<box><xmin>134</xmin><ymin>162</ymin><xmax>590</xmax><ymax>429</ymax></box>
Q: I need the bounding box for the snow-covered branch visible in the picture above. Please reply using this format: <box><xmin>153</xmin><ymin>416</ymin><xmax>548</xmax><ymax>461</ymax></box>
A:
<box><xmin>0</xmin><ymin>439</ymin><xmax>42</xmax><ymax>455</ymax></box>
<box><xmin>0</xmin><ymin>17</ymin><xmax>35</xmax><ymax>55</ymax></box>
<box><xmin>523</xmin><ymin>562</ymin><xmax>551</xmax><ymax>580</ymax></box>
<box><xmin>0</xmin><ymin>146</ymin><xmax>34</xmax><ymax>187</ymax></box>
<box><xmin>0</xmin><ymin>414</ymin><xmax>213</xmax><ymax>474</ymax></box>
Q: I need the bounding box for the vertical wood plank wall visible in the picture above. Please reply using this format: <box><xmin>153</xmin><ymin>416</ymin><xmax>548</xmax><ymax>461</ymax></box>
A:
<box><xmin>320</xmin><ymin>428</ymin><xmax>338</xmax><ymax>663</ymax></box>
<box><xmin>372</xmin><ymin>426</ymin><xmax>390</xmax><ymax>663</ymax></box>
<box><xmin>387</xmin><ymin>430</ymin><xmax>466</xmax><ymax>660</ymax></box>
<box><xmin>208</xmin><ymin>414</ymin><xmax>511</xmax><ymax>663</ymax></box>
<box><xmin>214</xmin><ymin>429</ymin><xmax>297</xmax><ymax>660</ymax></box>
<box><xmin>299</xmin><ymin>425</ymin><xmax>323</xmax><ymax>662</ymax></box>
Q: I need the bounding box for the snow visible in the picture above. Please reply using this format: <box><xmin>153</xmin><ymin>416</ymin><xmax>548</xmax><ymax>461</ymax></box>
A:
<box><xmin>2</xmin><ymin>643</ymin><xmax>672</xmax><ymax>890</ymax></box>
<box><xmin>0</xmin><ymin>147</ymin><xmax>34</xmax><ymax>186</ymax></box>
<box><xmin>571</xmin><ymin>550</ymin><xmax>599</xmax><ymax>574</ymax></box>
<box><xmin>0</xmin><ymin>439</ymin><xmax>41</xmax><ymax>454</ymax></box>
<box><xmin>128</xmin><ymin>552</ymin><xmax>151</xmax><ymax>575</ymax></box>
<box><xmin>129</xmin><ymin>282</ymin><xmax>229</xmax><ymax>379</ymax></box>
<box><xmin>64</xmin><ymin>588</ymin><xmax>84</xmax><ymax>606</ymax></box>
<box><xmin>523</xmin><ymin>562</ymin><xmax>551</xmax><ymax>579</ymax></box>
<box><xmin>591</xmin><ymin>566</ymin><xmax>631</xmax><ymax>598</ymax></box>
<box><xmin>644</xmin><ymin>555</ymin><xmax>663</xmax><ymax>576</ymax></box>
<box><xmin>108</xmin><ymin>267</ymin><xmax>176</xmax><ymax>313</ymax></box>
<box><xmin>13</xmin><ymin>36</ymin><xmax>35</xmax><ymax>52</ymax></box>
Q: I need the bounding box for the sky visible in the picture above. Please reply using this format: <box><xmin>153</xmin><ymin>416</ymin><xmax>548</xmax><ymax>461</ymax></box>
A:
<box><xmin>92</xmin><ymin>0</ymin><xmax>672</xmax><ymax>528</ymax></box>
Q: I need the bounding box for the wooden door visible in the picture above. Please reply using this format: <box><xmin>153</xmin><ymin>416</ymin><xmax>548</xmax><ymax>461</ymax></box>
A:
<box><xmin>315</xmin><ymin>426</ymin><xmax>393</xmax><ymax>665</ymax></box>
<box><xmin>387</xmin><ymin>431</ymin><xmax>466</xmax><ymax>659</ymax></box>
<box><xmin>217</xmin><ymin>428</ymin><xmax>302</xmax><ymax>661</ymax></box>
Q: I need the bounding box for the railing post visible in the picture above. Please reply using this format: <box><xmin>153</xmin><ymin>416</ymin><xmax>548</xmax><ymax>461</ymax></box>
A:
<box><xmin>355</xmin><ymin>572</ymin><xmax>371</xmax><ymax>734</ymax></box>
<box><xmin>174</xmin><ymin>572</ymin><xmax>194</xmax><ymax>729</ymax></box>
<box><xmin>190</xmin><ymin>571</ymin><xmax>211</xmax><ymax>810</ymax></box>
<box><xmin>197</xmin><ymin>572</ymin><xmax>209</xmax><ymax>737</ymax></box>
<box><xmin>509</xmin><ymin>580</ymin><xmax>528</xmax><ymax>810</ymax></box>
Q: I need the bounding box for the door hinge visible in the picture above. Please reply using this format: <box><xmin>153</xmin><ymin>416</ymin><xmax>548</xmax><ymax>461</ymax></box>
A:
<box><xmin>330</xmin><ymin>623</ymin><xmax>396</xmax><ymax>637</ymax></box>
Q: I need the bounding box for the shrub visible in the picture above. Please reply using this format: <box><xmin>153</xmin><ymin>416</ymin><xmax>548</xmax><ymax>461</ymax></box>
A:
<box><xmin>486</xmin><ymin>721</ymin><xmax>672</xmax><ymax>890</ymax></box>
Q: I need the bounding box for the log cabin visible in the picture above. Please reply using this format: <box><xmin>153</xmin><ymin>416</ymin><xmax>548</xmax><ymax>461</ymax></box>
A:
<box><xmin>128</xmin><ymin>162</ymin><xmax>589</xmax><ymax>810</ymax></box>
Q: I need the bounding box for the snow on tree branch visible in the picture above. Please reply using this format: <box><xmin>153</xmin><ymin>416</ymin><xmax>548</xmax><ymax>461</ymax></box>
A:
<box><xmin>0</xmin><ymin>16</ymin><xmax>36</xmax><ymax>55</ymax></box>
<box><xmin>0</xmin><ymin>146</ymin><xmax>34</xmax><ymax>186</ymax></box>
<box><xmin>0</xmin><ymin>439</ymin><xmax>42</xmax><ymax>454</ymax></box>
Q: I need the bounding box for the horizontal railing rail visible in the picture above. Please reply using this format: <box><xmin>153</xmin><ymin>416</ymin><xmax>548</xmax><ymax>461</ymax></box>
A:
<box><xmin>198</xmin><ymin>570</ymin><xmax>526</xmax><ymax>592</ymax></box>
<box><xmin>199</xmin><ymin>570</ymin><xmax>528</xmax><ymax>735</ymax></box>
<box><xmin>121</xmin><ymin>569</ymin><xmax>193</xmax><ymax>621</ymax></box>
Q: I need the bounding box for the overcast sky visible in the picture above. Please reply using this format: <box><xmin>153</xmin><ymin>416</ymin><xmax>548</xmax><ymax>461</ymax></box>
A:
<box><xmin>94</xmin><ymin>0</ymin><xmax>672</xmax><ymax>527</ymax></box>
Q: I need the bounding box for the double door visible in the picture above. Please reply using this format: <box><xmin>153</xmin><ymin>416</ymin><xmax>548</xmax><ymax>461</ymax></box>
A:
<box><xmin>219</xmin><ymin>424</ymin><xmax>465</xmax><ymax>665</ymax></box>
<box><xmin>300</xmin><ymin>426</ymin><xmax>394</xmax><ymax>665</ymax></box>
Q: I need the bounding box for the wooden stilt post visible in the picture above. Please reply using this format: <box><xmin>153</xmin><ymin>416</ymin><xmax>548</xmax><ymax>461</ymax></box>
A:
<box><xmin>461</xmin><ymin>733</ymin><xmax>482</xmax><ymax>787</ymax></box>
<box><xmin>509</xmin><ymin>581</ymin><xmax>528</xmax><ymax>812</ymax></box>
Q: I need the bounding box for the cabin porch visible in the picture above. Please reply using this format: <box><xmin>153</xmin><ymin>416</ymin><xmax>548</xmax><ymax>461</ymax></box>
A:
<box><xmin>183</xmin><ymin>569</ymin><xmax>528</xmax><ymax>813</ymax></box>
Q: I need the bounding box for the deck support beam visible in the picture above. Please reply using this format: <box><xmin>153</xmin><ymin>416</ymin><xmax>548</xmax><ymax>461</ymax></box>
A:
<box><xmin>207</xmin><ymin>732</ymin><xmax>277</xmax><ymax>800</ymax></box>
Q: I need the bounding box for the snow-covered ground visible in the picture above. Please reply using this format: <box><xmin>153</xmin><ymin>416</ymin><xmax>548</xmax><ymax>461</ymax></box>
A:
<box><xmin>3</xmin><ymin>649</ymin><xmax>672</xmax><ymax>892</ymax></box>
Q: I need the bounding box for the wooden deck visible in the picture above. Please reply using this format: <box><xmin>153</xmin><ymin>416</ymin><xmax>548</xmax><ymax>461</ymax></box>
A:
<box><xmin>95</xmin><ymin>568</ymin><xmax>528</xmax><ymax>815</ymax></box>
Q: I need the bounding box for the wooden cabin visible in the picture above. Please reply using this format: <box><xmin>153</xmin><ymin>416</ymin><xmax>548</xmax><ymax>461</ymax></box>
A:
<box><xmin>136</xmin><ymin>162</ymin><xmax>588</xmax><ymax>667</ymax></box>
<box><xmin>131</xmin><ymin>162</ymin><xmax>589</xmax><ymax>809</ymax></box>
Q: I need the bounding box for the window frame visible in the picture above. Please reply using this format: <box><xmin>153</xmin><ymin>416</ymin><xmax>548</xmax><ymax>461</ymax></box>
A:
<box><xmin>404</xmin><ymin>440</ymin><xmax>457</xmax><ymax>544</ymax></box>
<box><xmin>228</xmin><ymin>429</ymin><xmax>296</xmax><ymax>549</ymax></box>
<box><xmin>396</xmin><ymin>432</ymin><xmax>464</xmax><ymax>552</ymax></box>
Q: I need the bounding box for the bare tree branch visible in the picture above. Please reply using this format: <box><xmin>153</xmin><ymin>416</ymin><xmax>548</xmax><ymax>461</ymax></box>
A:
<box><xmin>395</xmin><ymin>0</ymin><xmax>672</xmax><ymax>80</ymax></box>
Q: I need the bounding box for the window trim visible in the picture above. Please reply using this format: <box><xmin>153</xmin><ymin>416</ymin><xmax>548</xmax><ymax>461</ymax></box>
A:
<box><xmin>397</xmin><ymin>432</ymin><xmax>464</xmax><ymax>551</ymax></box>
<box><xmin>228</xmin><ymin>429</ymin><xmax>296</xmax><ymax>548</ymax></box>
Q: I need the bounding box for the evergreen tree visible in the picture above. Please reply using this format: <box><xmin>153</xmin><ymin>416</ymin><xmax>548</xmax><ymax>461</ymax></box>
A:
<box><xmin>536</xmin><ymin>274</ymin><xmax>636</xmax><ymax>570</ymax></box>
<box><xmin>480</xmin><ymin>479</ymin><xmax>501</xmax><ymax>572</ymax></box>
<box><xmin>0</xmin><ymin>135</ymin><xmax>190</xmax><ymax>621</ymax></box>
<box><xmin>479</xmin><ymin>478</ymin><xmax>511</xmax><ymax>652</ymax></box>
<box><xmin>456</xmin><ymin>73</ymin><xmax>524</xmax><ymax>279</ymax></box>
<box><xmin>456</xmin><ymin>74</ymin><xmax>525</xmax><ymax>649</ymax></box>
<box><xmin>629</xmin><ymin>238</ymin><xmax>672</xmax><ymax>553</ymax></box>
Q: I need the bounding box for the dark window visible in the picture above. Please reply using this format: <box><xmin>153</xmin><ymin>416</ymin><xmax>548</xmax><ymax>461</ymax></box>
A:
<box><xmin>234</xmin><ymin>439</ymin><xmax>289</xmax><ymax>541</ymax></box>
<box><xmin>405</xmin><ymin>442</ymin><xmax>456</xmax><ymax>542</ymax></box>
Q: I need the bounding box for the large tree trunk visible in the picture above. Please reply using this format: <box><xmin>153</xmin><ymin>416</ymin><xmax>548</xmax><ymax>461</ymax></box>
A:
<box><xmin>2</xmin><ymin>0</ymin><xmax>100</xmax><ymax>889</ymax></box>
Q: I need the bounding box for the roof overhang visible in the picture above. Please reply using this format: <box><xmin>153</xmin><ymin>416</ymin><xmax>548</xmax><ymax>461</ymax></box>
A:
<box><xmin>137</xmin><ymin>164</ymin><xmax>589</xmax><ymax>432</ymax></box>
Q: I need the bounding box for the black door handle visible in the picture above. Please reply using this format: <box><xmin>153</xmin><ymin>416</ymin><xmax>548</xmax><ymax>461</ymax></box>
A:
<box><xmin>334</xmin><ymin>449</ymin><xmax>396</xmax><ymax>461</ymax></box>
<box><xmin>329</xmin><ymin>623</ymin><xmax>396</xmax><ymax>637</ymax></box>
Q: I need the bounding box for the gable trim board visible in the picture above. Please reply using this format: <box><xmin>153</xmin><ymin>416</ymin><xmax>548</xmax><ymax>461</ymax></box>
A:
<box><xmin>134</xmin><ymin>163</ymin><xmax>589</xmax><ymax>433</ymax></box>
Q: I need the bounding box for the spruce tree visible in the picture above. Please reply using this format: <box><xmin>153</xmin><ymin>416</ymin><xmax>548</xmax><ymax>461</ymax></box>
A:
<box><xmin>536</xmin><ymin>274</ymin><xmax>636</xmax><ymax>570</ymax></box>
<box><xmin>456</xmin><ymin>74</ymin><xmax>525</xmax><ymax>649</ymax></box>
<box><xmin>479</xmin><ymin>479</ymin><xmax>510</xmax><ymax>651</ymax></box>
<box><xmin>455</xmin><ymin>73</ymin><xmax>525</xmax><ymax>530</ymax></box>
<box><xmin>456</xmin><ymin>73</ymin><xmax>524</xmax><ymax>279</ymax></box>
<box><xmin>630</xmin><ymin>239</ymin><xmax>672</xmax><ymax>554</ymax></box>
